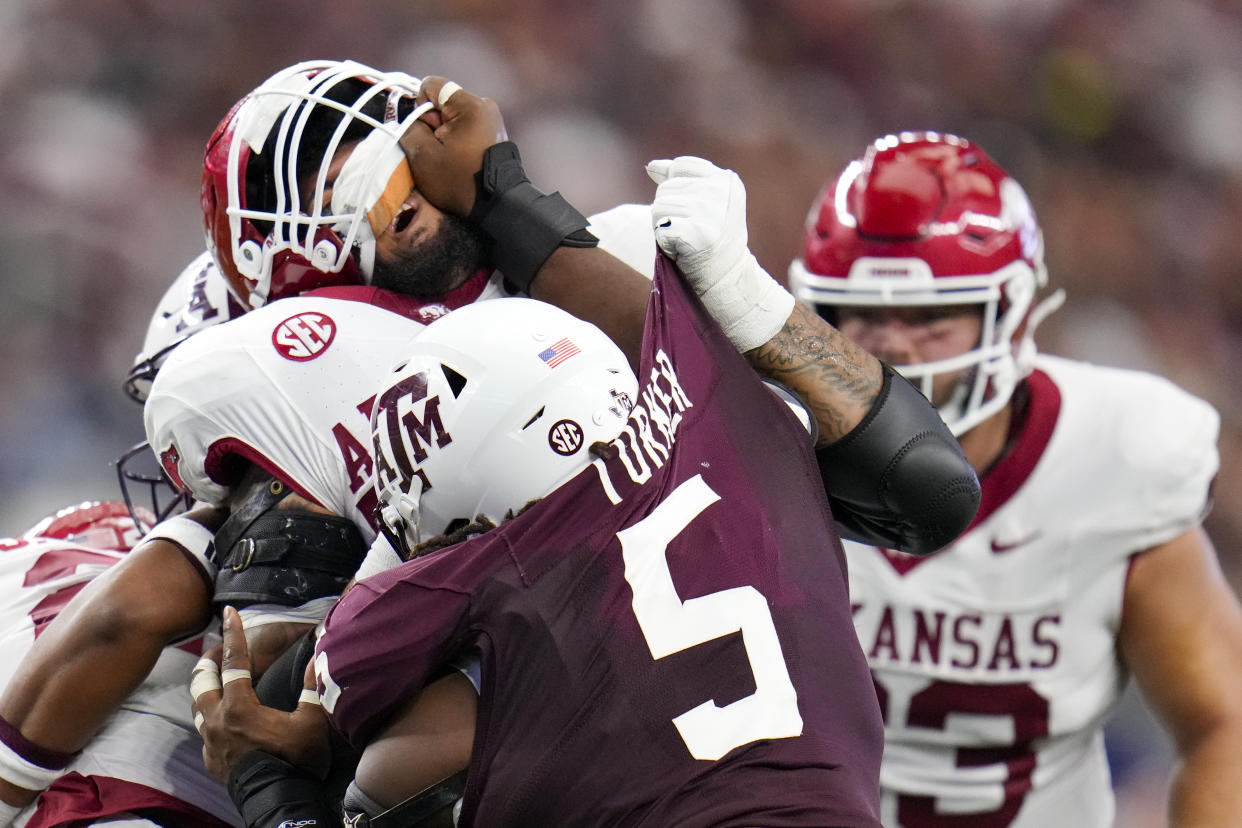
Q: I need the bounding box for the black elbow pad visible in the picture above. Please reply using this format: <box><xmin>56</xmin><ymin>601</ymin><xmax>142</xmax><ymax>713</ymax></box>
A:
<box><xmin>817</xmin><ymin>364</ymin><xmax>980</xmax><ymax>555</ymax></box>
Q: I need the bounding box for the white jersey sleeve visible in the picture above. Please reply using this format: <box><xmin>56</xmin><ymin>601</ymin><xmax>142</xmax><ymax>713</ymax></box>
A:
<box><xmin>1081</xmin><ymin>358</ymin><xmax>1218</xmax><ymax>544</ymax></box>
<box><xmin>0</xmin><ymin>535</ymin><xmax>237</xmax><ymax>826</ymax></box>
<box><xmin>845</xmin><ymin>355</ymin><xmax>1218</xmax><ymax>827</ymax></box>
<box><xmin>353</xmin><ymin>533</ymin><xmax>403</xmax><ymax>581</ymax></box>
<box><xmin>588</xmin><ymin>203</ymin><xmax>657</xmax><ymax>280</ymax></box>
<box><xmin>144</xmin><ymin>296</ymin><xmax>427</xmax><ymax>544</ymax></box>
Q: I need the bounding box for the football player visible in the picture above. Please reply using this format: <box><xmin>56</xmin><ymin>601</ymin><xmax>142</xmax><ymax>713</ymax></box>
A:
<box><xmin>0</xmin><ymin>60</ymin><xmax>647</xmax><ymax>823</ymax></box>
<box><xmin>0</xmin><ymin>501</ymin><xmax>239</xmax><ymax>828</ymax></box>
<box><xmin>196</xmin><ymin>59</ymin><xmax>644</xmax><ymax>355</ymax></box>
<box><xmin>323</xmin><ymin>269</ymin><xmax>898</xmax><ymax>825</ymax></box>
<box><xmin>2</xmin><ymin>62</ymin><xmax>973</xmax><ymax>824</ymax></box>
<box><xmin>788</xmin><ymin>131</ymin><xmax>1242</xmax><ymax>826</ymax></box>
<box><xmin>211</xmin><ymin>230</ymin><xmax>894</xmax><ymax>827</ymax></box>
<box><xmin>190</xmin><ymin>143</ymin><xmax>980</xmax><ymax>827</ymax></box>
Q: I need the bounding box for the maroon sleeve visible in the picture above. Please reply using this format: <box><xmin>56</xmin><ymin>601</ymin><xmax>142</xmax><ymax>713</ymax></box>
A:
<box><xmin>313</xmin><ymin>566</ymin><xmax>472</xmax><ymax>746</ymax></box>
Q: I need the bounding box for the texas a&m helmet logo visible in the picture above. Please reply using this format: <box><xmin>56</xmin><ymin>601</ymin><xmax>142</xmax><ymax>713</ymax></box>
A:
<box><xmin>372</xmin><ymin>371</ymin><xmax>453</xmax><ymax>497</ymax></box>
<box><xmin>159</xmin><ymin>443</ymin><xmax>188</xmax><ymax>493</ymax></box>
<box><xmin>272</xmin><ymin>312</ymin><xmax>337</xmax><ymax>361</ymax></box>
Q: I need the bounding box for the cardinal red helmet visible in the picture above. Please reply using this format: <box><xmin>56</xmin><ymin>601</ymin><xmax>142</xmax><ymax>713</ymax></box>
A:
<box><xmin>788</xmin><ymin>131</ymin><xmax>1062</xmax><ymax>434</ymax></box>
<box><xmin>201</xmin><ymin>60</ymin><xmax>430</xmax><ymax>309</ymax></box>
<box><xmin>23</xmin><ymin>500</ymin><xmax>150</xmax><ymax>552</ymax></box>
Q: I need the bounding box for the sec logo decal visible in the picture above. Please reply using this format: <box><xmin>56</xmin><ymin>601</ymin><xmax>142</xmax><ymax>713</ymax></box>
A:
<box><xmin>272</xmin><ymin>312</ymin><xmax>337</xmax><ymax>361</ymax></box>
<box><xmin>548</xmin><ymin>419</ymin><xmax>584</xmax><ymax>456</ymax></box>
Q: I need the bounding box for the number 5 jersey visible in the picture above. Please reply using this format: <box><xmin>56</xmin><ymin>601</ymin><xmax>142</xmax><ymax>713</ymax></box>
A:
<box><xmin>315</xmin><ymin>257</ymin><xmax>886</xmax><ymax>827</ymax></box>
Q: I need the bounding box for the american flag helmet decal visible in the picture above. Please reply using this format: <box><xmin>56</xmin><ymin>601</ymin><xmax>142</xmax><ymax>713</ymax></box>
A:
<box><xmin>537</xmin><ymin>337</ymin><xmax>581</xmax><ymax>368</ymax></box>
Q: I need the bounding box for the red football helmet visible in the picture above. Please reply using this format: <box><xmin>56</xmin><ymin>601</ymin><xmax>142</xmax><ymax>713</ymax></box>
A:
<box><xmin>788</xmin><ymin>132</ymin><xmax>1063</xmax><ymax>435</ymax></box>
<box><xmin>201</xmin><ymin>60</ymin><xmax>430</xmax><ymax>309</ymax></box>
<box><xmin>23</xmin><ymin>500</ymin><xmax>151</xmax><ymax>552</ymax></box>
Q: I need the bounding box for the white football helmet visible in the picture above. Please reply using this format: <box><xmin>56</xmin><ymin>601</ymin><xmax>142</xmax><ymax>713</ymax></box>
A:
<box><xmin>120</xmin><ymin>250</ymin><xmax>241</xmax><ymax>531</ymax></box>
<box><xmin>371</xmin><ymin>298</ymin><xmax>637</xmax><ymax>555</ymax></box>
<box><xmin>124</xmin><ymin>250</ymin><xmax>245</xmax><ymax>404</ymax></box>
<box><xmin>202</xmin><ymin>60</ymin><xmax>433</xmax><ymax>309</ymax></box>
<box><xmin>788</xmin><ymin>132</ymin><xmax>1064</xmax><ymax>435</ymax></box>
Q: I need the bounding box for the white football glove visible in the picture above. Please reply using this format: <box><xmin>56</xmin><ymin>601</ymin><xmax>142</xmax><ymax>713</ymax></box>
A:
<box><xmin>646</xmin><ymin>156</ymin><xmax>794</xmax><ymax>352</ymax></box>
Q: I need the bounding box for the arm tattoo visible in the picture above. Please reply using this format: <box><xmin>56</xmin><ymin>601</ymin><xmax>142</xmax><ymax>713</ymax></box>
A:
<box><xmin>745</xmin><ymin>302</ymin><xmax>881</xmax><ymax>445</ymax></box>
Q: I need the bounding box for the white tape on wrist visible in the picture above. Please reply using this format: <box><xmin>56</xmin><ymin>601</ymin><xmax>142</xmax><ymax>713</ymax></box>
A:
<box><xmin>696</xmin><ymin>253</ymin><xmax>795</xmax><ymax>353</ymax></box>
<box><xmin>0</xmin><ymin>739</ymin><xmax>63</xmax><ymax>793</ymax></box>
<box><xmin>142</xmin><ymin>516</ymin><xmax>216</xmax><ymax>573</ymax></box>
<box><xmin>297</xmin><ymin>689</ymin><xmax>322</xmax><ymax>707</ymax></box>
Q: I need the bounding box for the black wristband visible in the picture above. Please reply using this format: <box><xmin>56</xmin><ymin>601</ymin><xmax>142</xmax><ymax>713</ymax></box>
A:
<box><xmin>469</xmin><ymin>141</ymin><xmax>597</xmax><ymax>293</ymax></box>
<box><xmin>228</xmin><ymin>750</ymin><xmax>339</xmax><ymax>828</ymax></box>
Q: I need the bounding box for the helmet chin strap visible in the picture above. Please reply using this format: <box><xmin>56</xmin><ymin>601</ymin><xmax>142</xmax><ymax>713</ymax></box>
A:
<box><xmin>376</xmin><ymin>482</ymin><xmax>422</xmax><ymax>559</ymax></box>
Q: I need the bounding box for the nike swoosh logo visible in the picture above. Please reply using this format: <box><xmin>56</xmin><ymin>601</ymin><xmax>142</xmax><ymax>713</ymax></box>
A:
<box><xmin>990</xmin><ymin>532</ymin><xmax>1041</xmax><ymax>554</ymax></box>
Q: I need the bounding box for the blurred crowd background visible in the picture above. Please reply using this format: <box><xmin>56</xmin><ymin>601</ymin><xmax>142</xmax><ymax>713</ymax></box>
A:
<box><xmin>2</xmin><ymin>1</ymin><xmax>1240</xmax><ymax>822</ymax></box>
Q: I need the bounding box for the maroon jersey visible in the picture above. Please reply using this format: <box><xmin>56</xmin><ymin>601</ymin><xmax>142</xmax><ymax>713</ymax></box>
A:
<box><xmin>315</xmin><ymin>256</ymin><xmax>883</xmax><ymax>827</ymax></box>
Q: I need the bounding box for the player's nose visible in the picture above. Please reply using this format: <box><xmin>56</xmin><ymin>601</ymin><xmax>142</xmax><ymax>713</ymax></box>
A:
<box><xmin>845</xmin><ymin>315</ymin><xmax>919</xmax><ymax>365</ymax></box>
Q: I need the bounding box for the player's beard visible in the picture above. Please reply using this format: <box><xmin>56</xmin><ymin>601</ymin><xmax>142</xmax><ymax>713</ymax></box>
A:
<box><xmin>371</xmin><ymin>214</ymin><xmax>491</xmax><ymax>300</ymax></box>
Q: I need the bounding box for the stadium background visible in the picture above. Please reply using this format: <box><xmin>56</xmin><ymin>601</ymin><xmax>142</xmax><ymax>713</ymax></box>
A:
<box><xmin>2</xmin><ymin>1</ymin><xmax>1239</xmax><ymax>822</ymax></box>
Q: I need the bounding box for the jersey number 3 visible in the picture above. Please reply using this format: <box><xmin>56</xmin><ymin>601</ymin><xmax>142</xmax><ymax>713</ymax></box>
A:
<box><xmin>618</xmin><ymin>474</ymin><xmax>803</xmax><ymax>761</ymax></box>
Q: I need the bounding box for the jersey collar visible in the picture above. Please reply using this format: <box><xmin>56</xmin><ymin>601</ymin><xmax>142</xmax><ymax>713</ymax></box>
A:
<box><xmin>305</xmin><ymin>268</ymin><xmax>493</xmax><ymax>326</ymax></box>
<box><xmin>967</xmin><ymin>368</ymin><xmax>1061</xmax><ymax>530</ymax></box>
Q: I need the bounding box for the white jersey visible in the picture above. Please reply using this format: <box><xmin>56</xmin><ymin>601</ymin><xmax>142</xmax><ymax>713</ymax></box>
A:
<box><xmin>0</xmin><ymin>535</ymin><xmax>123</xmax><ymax>690</ymax></box>
<box><xmin>845</xmin><ymin>355</ymin><xmax>1219</xmax><ymax>827</ymax></box>
<box><xmin>588</xmin><ymin>203</ymin><xmax>657</xmax><ymax>279</ymax></box>
<box><xmin>0</xmin><ymin>534</ymin><xmax>237</xmax><ymax>826</ymax></box>
<box><xmin>144</xmin><ymin>285</ymin><xmax>506</xmax><ymax>551</ymax></box>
